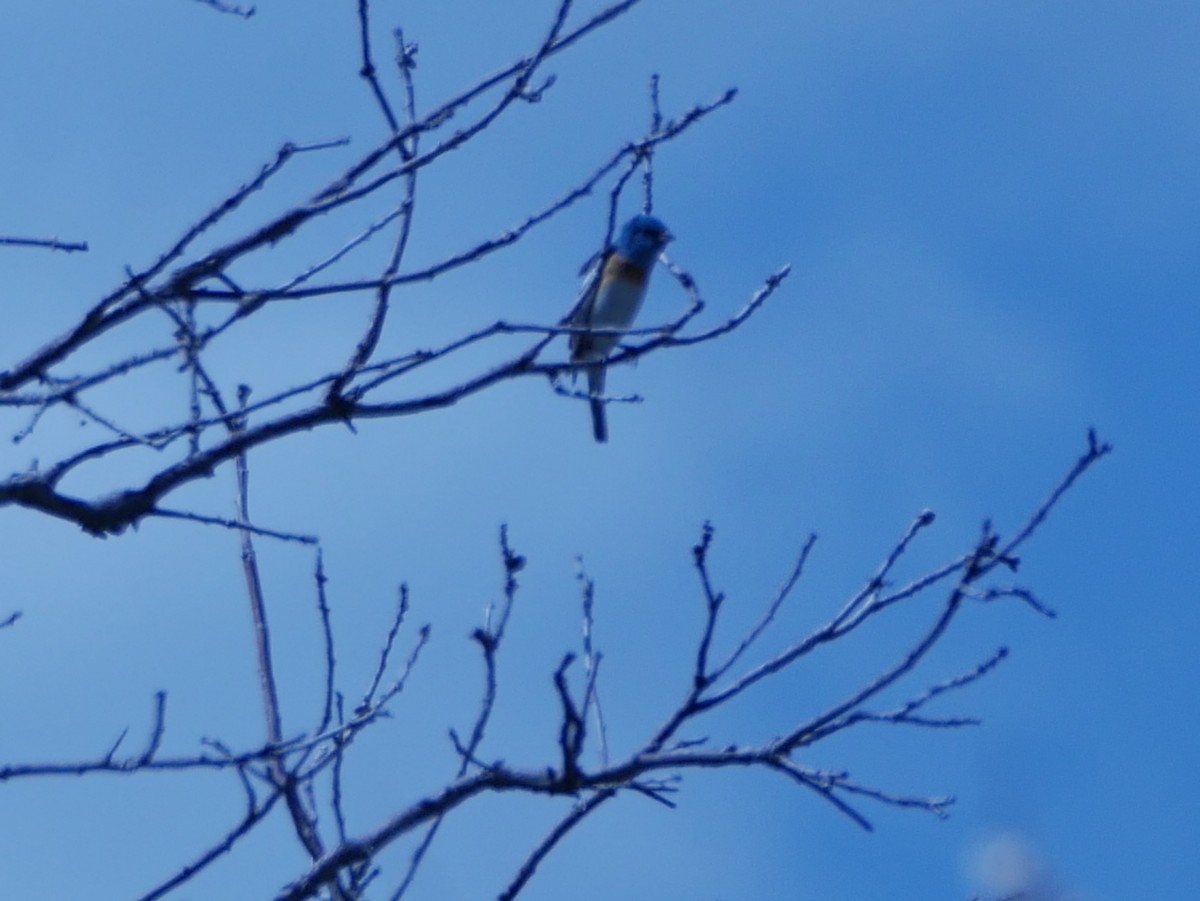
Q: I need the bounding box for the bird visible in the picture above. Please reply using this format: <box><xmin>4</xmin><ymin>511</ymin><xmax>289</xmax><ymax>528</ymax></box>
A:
<box><xmin>568</xmin><ymin>214</ymin><xmax>673</xmax><ymax>443</ymax></box>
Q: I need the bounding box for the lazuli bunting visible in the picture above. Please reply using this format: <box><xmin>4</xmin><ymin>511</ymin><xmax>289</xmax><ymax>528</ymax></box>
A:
<box><xmin>569</xmin><ymin>214</ymin><xmax>673</xmax><ymax>443</ymax></box>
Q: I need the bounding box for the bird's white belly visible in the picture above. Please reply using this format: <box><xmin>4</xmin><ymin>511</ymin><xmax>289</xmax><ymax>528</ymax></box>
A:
<box><xmin>589</xmin><ymin>278</ymin><xmax>646</xmax><ymax>358</ymax></box>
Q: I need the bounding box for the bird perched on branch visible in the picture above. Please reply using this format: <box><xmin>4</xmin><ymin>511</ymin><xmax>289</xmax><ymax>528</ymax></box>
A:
<box><xmin>569</xmin><ymin>214</ymin><xmax>673</xmax><ymax>443</ymax></box>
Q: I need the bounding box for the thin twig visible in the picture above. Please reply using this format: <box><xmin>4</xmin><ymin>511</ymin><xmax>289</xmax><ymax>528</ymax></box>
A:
<box><xmin>0</xmin><ymin>235</ymin><xmax>88</xmax><ymax>253</ymax></box>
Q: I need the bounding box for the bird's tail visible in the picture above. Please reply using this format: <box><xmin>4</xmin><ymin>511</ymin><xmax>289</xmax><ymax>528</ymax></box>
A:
<box><xmin>589</xmin><ymin>397</ymin><xmax>608</xmax><ymax>443</ymax></box>
<box><xmin>587</xmin><ymin>364</ymin><xmax>608</xmax><ymax>443</ymax></box>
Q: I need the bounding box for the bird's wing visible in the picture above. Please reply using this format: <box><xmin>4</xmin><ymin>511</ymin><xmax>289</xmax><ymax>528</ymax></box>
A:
<box><xmin>567</xmin><ymin>247</ymin><xmax>611</xmax><ymax>360</ymax></box>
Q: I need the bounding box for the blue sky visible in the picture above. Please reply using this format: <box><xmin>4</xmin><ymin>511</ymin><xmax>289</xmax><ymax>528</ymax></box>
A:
<box><xmin>2</xmin><ymin>1</ymin><xmax>1197</xmax><ymax>899</ymax></box>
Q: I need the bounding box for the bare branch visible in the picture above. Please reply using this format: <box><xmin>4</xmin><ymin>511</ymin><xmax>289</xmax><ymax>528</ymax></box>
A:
<box><xmin>833</xmin><ymin>509</ymin><xmax>937</xmax><ymax>631</ymax></box>
<box><xmin>997</xmin><ymin>427</ymin><xmax>1113</xmax><ymax>565</ymax></box>
<box><xmin>554</xmin><ymin>654</ymin><xmax>585</xmax><ymax>783</ymax></box>
<box><xmin>330</xmin><ymin>4</ymin><xmax>423</xmax><ymax>401</ymax></box>
<box><xmin>355</xmin><ymin>0</ymin><xmax>402</xmax><ymax>135</ymax></box>
<box><xmin>153</xmin><ymin>507</ymin><xmax>319</xmax><ymax>543</ymax></box>
<box><xmin>393</xmin><ymin>526</ymin><xmax>523</xmax><ymax>897</ymax></box>
<box><xmin>190</xmin><ymin>0</ymin><xmax>255</xmax><ymax>18</ymax></box>
<box><xmin>691</xmin><ymin>522</ymin><xmax>724</xmax><ymax>687</ymax></box>
<box><xmin>497</xmin><ymin>791</ymin><xmax>617</xmax><ymax>901</ymax></box>
<box><xmin>138</xmin><ymin>789</ymin><xmax>283</xmax><ymax>901</ymax></box>
<box><xmin>0</xmin><ymin>235</ymin><xmax>88</xmax><ymax>253</ymax></box>
<box><xmin>360</xmin><ymin>585</ymin><xmax>412</xmax><ymax>710</ymax></box>
<box><xmin>576</xmin><ymin>559</ymin><xmax>610</xmax><ymax>767</ymax></box>
<box><xmin>0</xmin><ymin>141</ymin><xmax>317</xmax><ymax>393</ymax></box>
<box><xmin>271</xmin><ymin>424</ymin><xmax>1102</xmax><ymax>895</ymax></box>
<box><xmin>137</xmin><ymin>692</ymin><xmax>168</xmax><ymax>766</ymax></box>
<box><xmin>711</xmin><ymin>532</ymin><xmax>817</xmax><ymax>682</ymax></box>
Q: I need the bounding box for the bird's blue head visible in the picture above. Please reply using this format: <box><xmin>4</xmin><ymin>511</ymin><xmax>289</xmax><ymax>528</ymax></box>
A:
<box><xmin>615</xmin><ymin>215</ymin><xmax>673</xmax><ymax>268</ymax></box>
